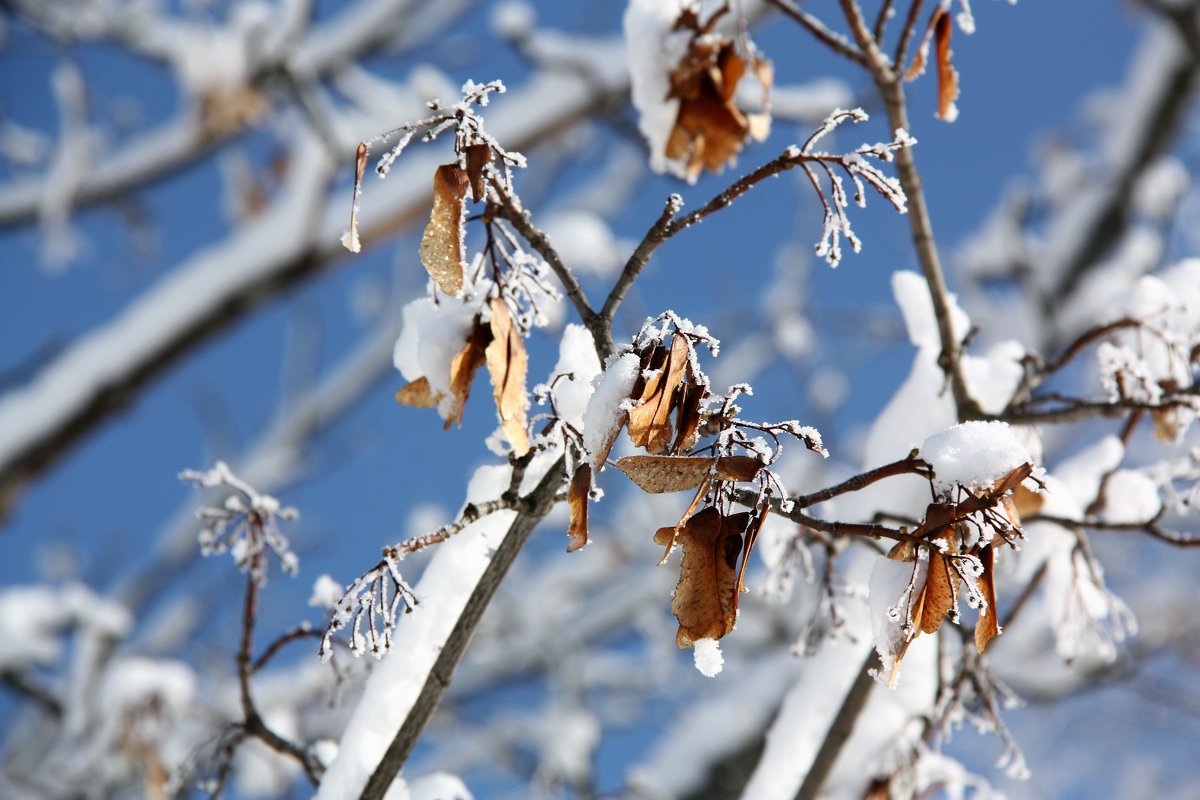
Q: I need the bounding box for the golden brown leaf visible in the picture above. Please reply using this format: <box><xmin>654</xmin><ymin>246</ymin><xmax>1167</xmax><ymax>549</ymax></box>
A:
<box><xmin>567</xmin><ymin>463</ymin><xmax>592</xmax><ymax>553</ymax></box>
<box><xmin>918</xmin><ymin>534</ymin><xmax>959</xmax><ymax>635</ymax></box>
<box><xmin>733</xmin><ymin>506</ymin><xmax>769</xmax><ymax>616</ymax></box>
<box><xmin>627</xmin><ymin>334</ymin><xmax>690</xmax><ymax>454</ymax></box>
<box><xmin>934</xmin><ymin>10</ymin><xmax>960</xmax><ymax>122</ymax></box>
<box><xmin>1013</xmin><ymin>483</ymin><xmax>1043</xmax><ymax>517</ymax></box>
<box><xmin>395</xmin><ymin>376</ymin><xmax>442</xmax><ymax>408</ymax></box>
<box><xmin>668</xmin><ymin>507</ymin><xmax>748</xmax><ymax>647</ymax></box>
<box><xmin>465</xmin><ymin>143</ymin><xmax>493</xmax><ymax>203</ymax></box>
<box><xmin>614</xmin><ymin>454</ymin><xmax>762</xmax><ymax>494</ymax></box>
<box><xmin>975</xmin><ymin>545</ymin><xmax>1000</xmax><ymax>653</ymax></box>
<box><xmin>420</xmin><ymin>164</ymin><xmax>470</xmax><ymax>296</ymax></box>
<box><xmin>485</xmin><ymin>298</ymin><xmax>530</xmax><ymax>456</ymax></box>
<box><xmin>444</xmin><ymin>317</ymin><xmax>491</xmax><ymax>429</ymax></box>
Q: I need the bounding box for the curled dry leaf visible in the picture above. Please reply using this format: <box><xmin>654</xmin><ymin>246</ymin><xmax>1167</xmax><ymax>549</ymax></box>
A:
<box><xmin>933</xmin><ymin>10</ymin><xmax>960</xmax><ymax>122</ymax></box>
<box><xmin>343</xmin><ymin>141</ymin><xmax>369</xmax><ymax>253</ymax></box>
<box><xmin>420</xmin><ymin>164</ymin><xmax>470</xmax><ymax>296</ymax></box>
<box><xmin>485</xmin><ymin>298</ymin><xmax>531</xmax><ymax>456</ymax></box>
<box><xmin>672</xmin><ymin>382</ymin><xmax>707</xmax><ymax>454</ymax></box>
<box><xmin>465</xmin><ymin>143</ymin><xmax>493</xmax><ymax>203</ymax></box>
<box><xmin>614</xmin><ymin>454</ymin><xmax>762</xmax><ymax>494</ymax></box>
<box><xmin>628</xmin><ymin>334</ymin><xmax>691</xmax><ymax>454</ymax></box>
<box><xmin>917</xmin><ymin>531</ymin><xmax>959</xmax><ymax>635</ymax></box>
<box><xmin>656</xmin><ymin>507</ymin><xmax>750</xmax><ymax>648</ymax></box>
<box><xmin>444</xmin><ymin>316</ymin><xmax>491</xmax><ymax>430</ymax></box>
<box><xmin>567</xmin><ymin>463</ymin><xmax>592</xmax><ymax>553</ymax></box>
<box><xmin>975</xmin><ymin>544</ymin><xmax>999</xmax><ymax>653</ymax></box>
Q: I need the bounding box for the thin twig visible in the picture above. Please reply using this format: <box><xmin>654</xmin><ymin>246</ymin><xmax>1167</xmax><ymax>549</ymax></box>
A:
<box><xmin>1031</xmin><ymin>512</ymin><xmax>1200</xmax><ymax>547</ymax></box>
<box><xmin>792</xmin><ymin>453</ymin><xmax>930</xmax><ymax>508</ymax></box>
<box><xmin>252</xmin><ymin>625</ymin><xmax>322</xmax><ymax>673</ymax></box>
<box><xmin>488</xmin><ymin>178</ymin><xmax>607</xmax><ymax>354</ymax></box>
<box><xmin>764</xmin><ymin>0</ymin><xmax>866</xmax><ymax>64</ymax></box>
<box><xmin>837</xmin><ymin>0</ymin><xmax>979</xmax><ymax>422</ymax></box>
<box><xmin>893</xmin><ymin>0</ymin><xmax>925</xmax><ymax>71</ymax></box>
<box><xmin>874</xmin><ymin>0</ymin><xmax>897</xmax><ymax>43</ymax></box>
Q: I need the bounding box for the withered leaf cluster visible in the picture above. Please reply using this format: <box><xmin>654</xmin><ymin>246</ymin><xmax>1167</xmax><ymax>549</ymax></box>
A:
<box><xmin>395</xmin><ymin>296</ymin><xmax>529</xmax><ymax>456</ymax></box>
<box><xmin>665</xmin><ymin>5</ymin><xmax>772</xmax><ymax>179</ymax></box>
<box><xmin>884</xmin><ymin>463</ymin><xmax>1038</xmax><ymax>687</ymax></box>
<box><xmin>567</xmin><ymin>329</ymin><xmax>773</xmax><ymax>648</ymax></box>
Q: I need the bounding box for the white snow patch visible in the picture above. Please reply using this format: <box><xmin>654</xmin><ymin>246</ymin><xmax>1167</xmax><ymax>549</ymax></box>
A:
<box><xmin>1097</xmin><ymin>470</ymin><xmax>1161</xmax><ymax>524</ymax></box>
<box><xmin>551</xmin><ymin>324</ymin><xmax>602</xmax><ymax>430</ymax></box>
<box><xmin>624</xmin><ymin>0</ymin><xmax>692</xmax><ymax>179</ymax></box>
<box><xmin>921</xmin><ymin>421</ymin><xmax>1032</xmax><ymax>493</ymax></box>
<box><xmin>309</xmin><ymin>574</ymin><xmax>344</xmax><ymax>610</ymax></box>
<box><xmin>692</xmin><ymin>638</ymin><xmax>724</xmax><ymax>677</ymax></box>
<box><xmin>581</xmin><ymin>352</ymin><xmax>640</xmax><ymax>470</ymax></box>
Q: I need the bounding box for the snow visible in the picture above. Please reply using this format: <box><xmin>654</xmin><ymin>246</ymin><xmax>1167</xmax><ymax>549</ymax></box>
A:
<box><xmin>0</xmin><ymin>129</ymin><xmax>335</xmax><ymax>478</ymax></box>
<box><xmin>309</xmin><ymin>574</ymin><xmax>345</xmax><ymax>610</ymax></box>
<box><xmin>541</xmin><ymin>210</ymin><xmax>623</xmax><ymax>276</ymax></box>
<box><xmin>489</xmin><ymin>0</ymin><xmax>535</xmax><ymax>39</ymax></box>
<box><xmin>920</xmin><ymin>421</ymin><xmax>1032</xmax><ymax>493</ymax></box>
<box><xmin>623</xmin><ymin>0</ymin><xmax>692</xmax><ymax>179</ymax></box>
<box><xmin>869</xmin><ymin>554</ymin><xmax>922</xmax><ymax>685</ymax></box>
<box><xmin>550</xmin><ymin>324</ymin><xmax>601</xmax><ymax>429</ymax></box>
<box><xmin>392</xmin><ymin>294</ymin><xmax>482</xmax><ymax>419</ymax></box>
<box><xmin>410</xmin><ymin>772</ymin><xmax>471</xmax><ymax>800</ymax></box>
<box><xmin>1096</xmin><ymin>470</ymin><xmax>1161</xmax><ymax>524</ymax></box>
<box><xmin>581</xmin><ymin>352</ymin><xmax>640</xmax><ymax>470</ymax></box>
<box><xmin>692</xmin><ymin>638</ymin><xmax>724</xmax><ymax>677</ymax></box>
<box><xmin>0</xmin><ymin>583</ymin><xmax>132</xmax><ymax>670</ymax></box>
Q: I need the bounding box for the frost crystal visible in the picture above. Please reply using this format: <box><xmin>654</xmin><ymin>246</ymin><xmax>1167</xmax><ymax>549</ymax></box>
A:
<box><xmin>180</xmin><ymin>461</ymin><xmax>300</xmax><ymax>584</ymax></box>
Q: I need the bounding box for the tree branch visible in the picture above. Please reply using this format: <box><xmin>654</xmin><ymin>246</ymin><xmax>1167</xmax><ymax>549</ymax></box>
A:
<box><xmin>764</xmin><ymin>0</ymin><xmax>866</xmax><ymax>65</ymax></box>
<box><xmin>794</xmin><ymin>649</ymin><xmax>881</xmax><ymax>800</ymax></box>
<box><xmin>837</xmin><ymin>0</ymin><xmax>979</xmax><ymax>421</ymax></box>
<box><xmin>358</xmin><ymin>456</ymin><xmax>566</xmax><ymax>800</ymax></box>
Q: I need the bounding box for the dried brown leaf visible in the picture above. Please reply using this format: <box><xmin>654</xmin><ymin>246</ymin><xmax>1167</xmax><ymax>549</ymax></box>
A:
<box><xmin>420</xmin><ymin>164</ymin><xmax>470</xmax><ymax>296</ymax></box>
<box><xmin>465</xmin><ymin>143</ymin><xmax>492</xmax><ymax>203</ymax></box>
<box><xmin>443</xmin><ymin>317</ymin><xmax>491</xmax><ymax>429</ymax></box>
<box><xmin>614</xmin><ymin>454</ymin><xmax>762</xmax><ymax>494</ymax></box>
<box><xmin>934</xmin><ymin>10</ymin><xmax>960</xmax><ymax>122</ymax></box>
<box><xmin>485</xmin><ymin>298</ymin><xmax>530</xmax><ymax>456</ymax></box>
<box><xmin>1013</xmin><ymin>483</ymin><xmax>1043</xmax><ymax>517</ymax></box>
<box><xmin>567</xmin><ymin>463</ymin><xmax>592</xmax><ymax>553</ymax></box>
<box><xmin>918</xmin><ymin>534</ymin><xmax>958</xmax><ymax>635</ymax></box>
<box><xmin>665</xmin><ymin>32</ymin><xmax>754</xmax><ymax>179</ymax></box>
<box><xmin>627</xmin><ymin>334</ymin><xmax>690</xmax><ymax>454</ymax></box>
<box><xmin>669</xmin><ymin>507</ymin><xmax>747</xmax><ymax>647</ymax></box>
<box><xmin>975</xmin><ymin>545</ymin><xmax>1000</xmax><ymax>653</ymax></box>
<box><xmin>733</xmin><ymin>505</ymin><xmax>769</xmax><ymax>614</ymax></box>
<box><xmin>343</xmin><ymin>141</ymin><xmax>368</xmax><ymax>253</ymax></box>
<box><xmin>671</xmin><ymin>382</ymin><xmax>706</xmax><ymax>454</ymax></box>
<box><xmin>395</xmin><ymin>376</ymin><xmax>442</xmax><ymax>409</ymax></box>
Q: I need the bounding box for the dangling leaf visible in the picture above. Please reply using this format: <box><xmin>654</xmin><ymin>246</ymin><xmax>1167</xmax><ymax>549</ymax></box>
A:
<box><xmin>465</xmin><ymin>143</ymin><xmax>493</xmax><ymax>203</ymax></box>
<box><xmin>567</xmin><ymin>463</ymin><xmax>592</xmax><ymax>553</ymax></box>
<box><xmin>420</xmin><ymin>164</ymin><xmax>470</xmax><ymax>296</ymax></box>
<box><xmin>662</xmin><ymin>507</ymin><xmax>749</xmax><ymax>647</ymax></box>
<box><xmin>485</xmin><ymin>298</ymin><xmax>530</xmax><ymax>456</ymax></box>
<box><xmin>444</xmin><ymin>316</ymin><xmax>491</xmax><ymax>430</ymax></box>
<box><xmin>975</xmin><ymin>545</ymin><xmax>1000</xmax><ymax>653</ymax></box>
<box><xmin>934</xmin><ymin>10</ymin><xmax>960</xmax><ymax>122</ymax></box>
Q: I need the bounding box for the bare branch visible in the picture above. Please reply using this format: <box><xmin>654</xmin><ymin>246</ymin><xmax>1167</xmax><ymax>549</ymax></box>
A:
<box><xmin>764</xmin><ymin>0</ymin><xmax>866</xmax><ymax>65</ymax></box>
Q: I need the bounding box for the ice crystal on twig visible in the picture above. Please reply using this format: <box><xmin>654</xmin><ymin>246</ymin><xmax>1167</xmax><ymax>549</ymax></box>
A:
<box><xmin>179</xmin><ymin>461</ymin><xmax>299</xmax><ymax>584</ymax></box>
